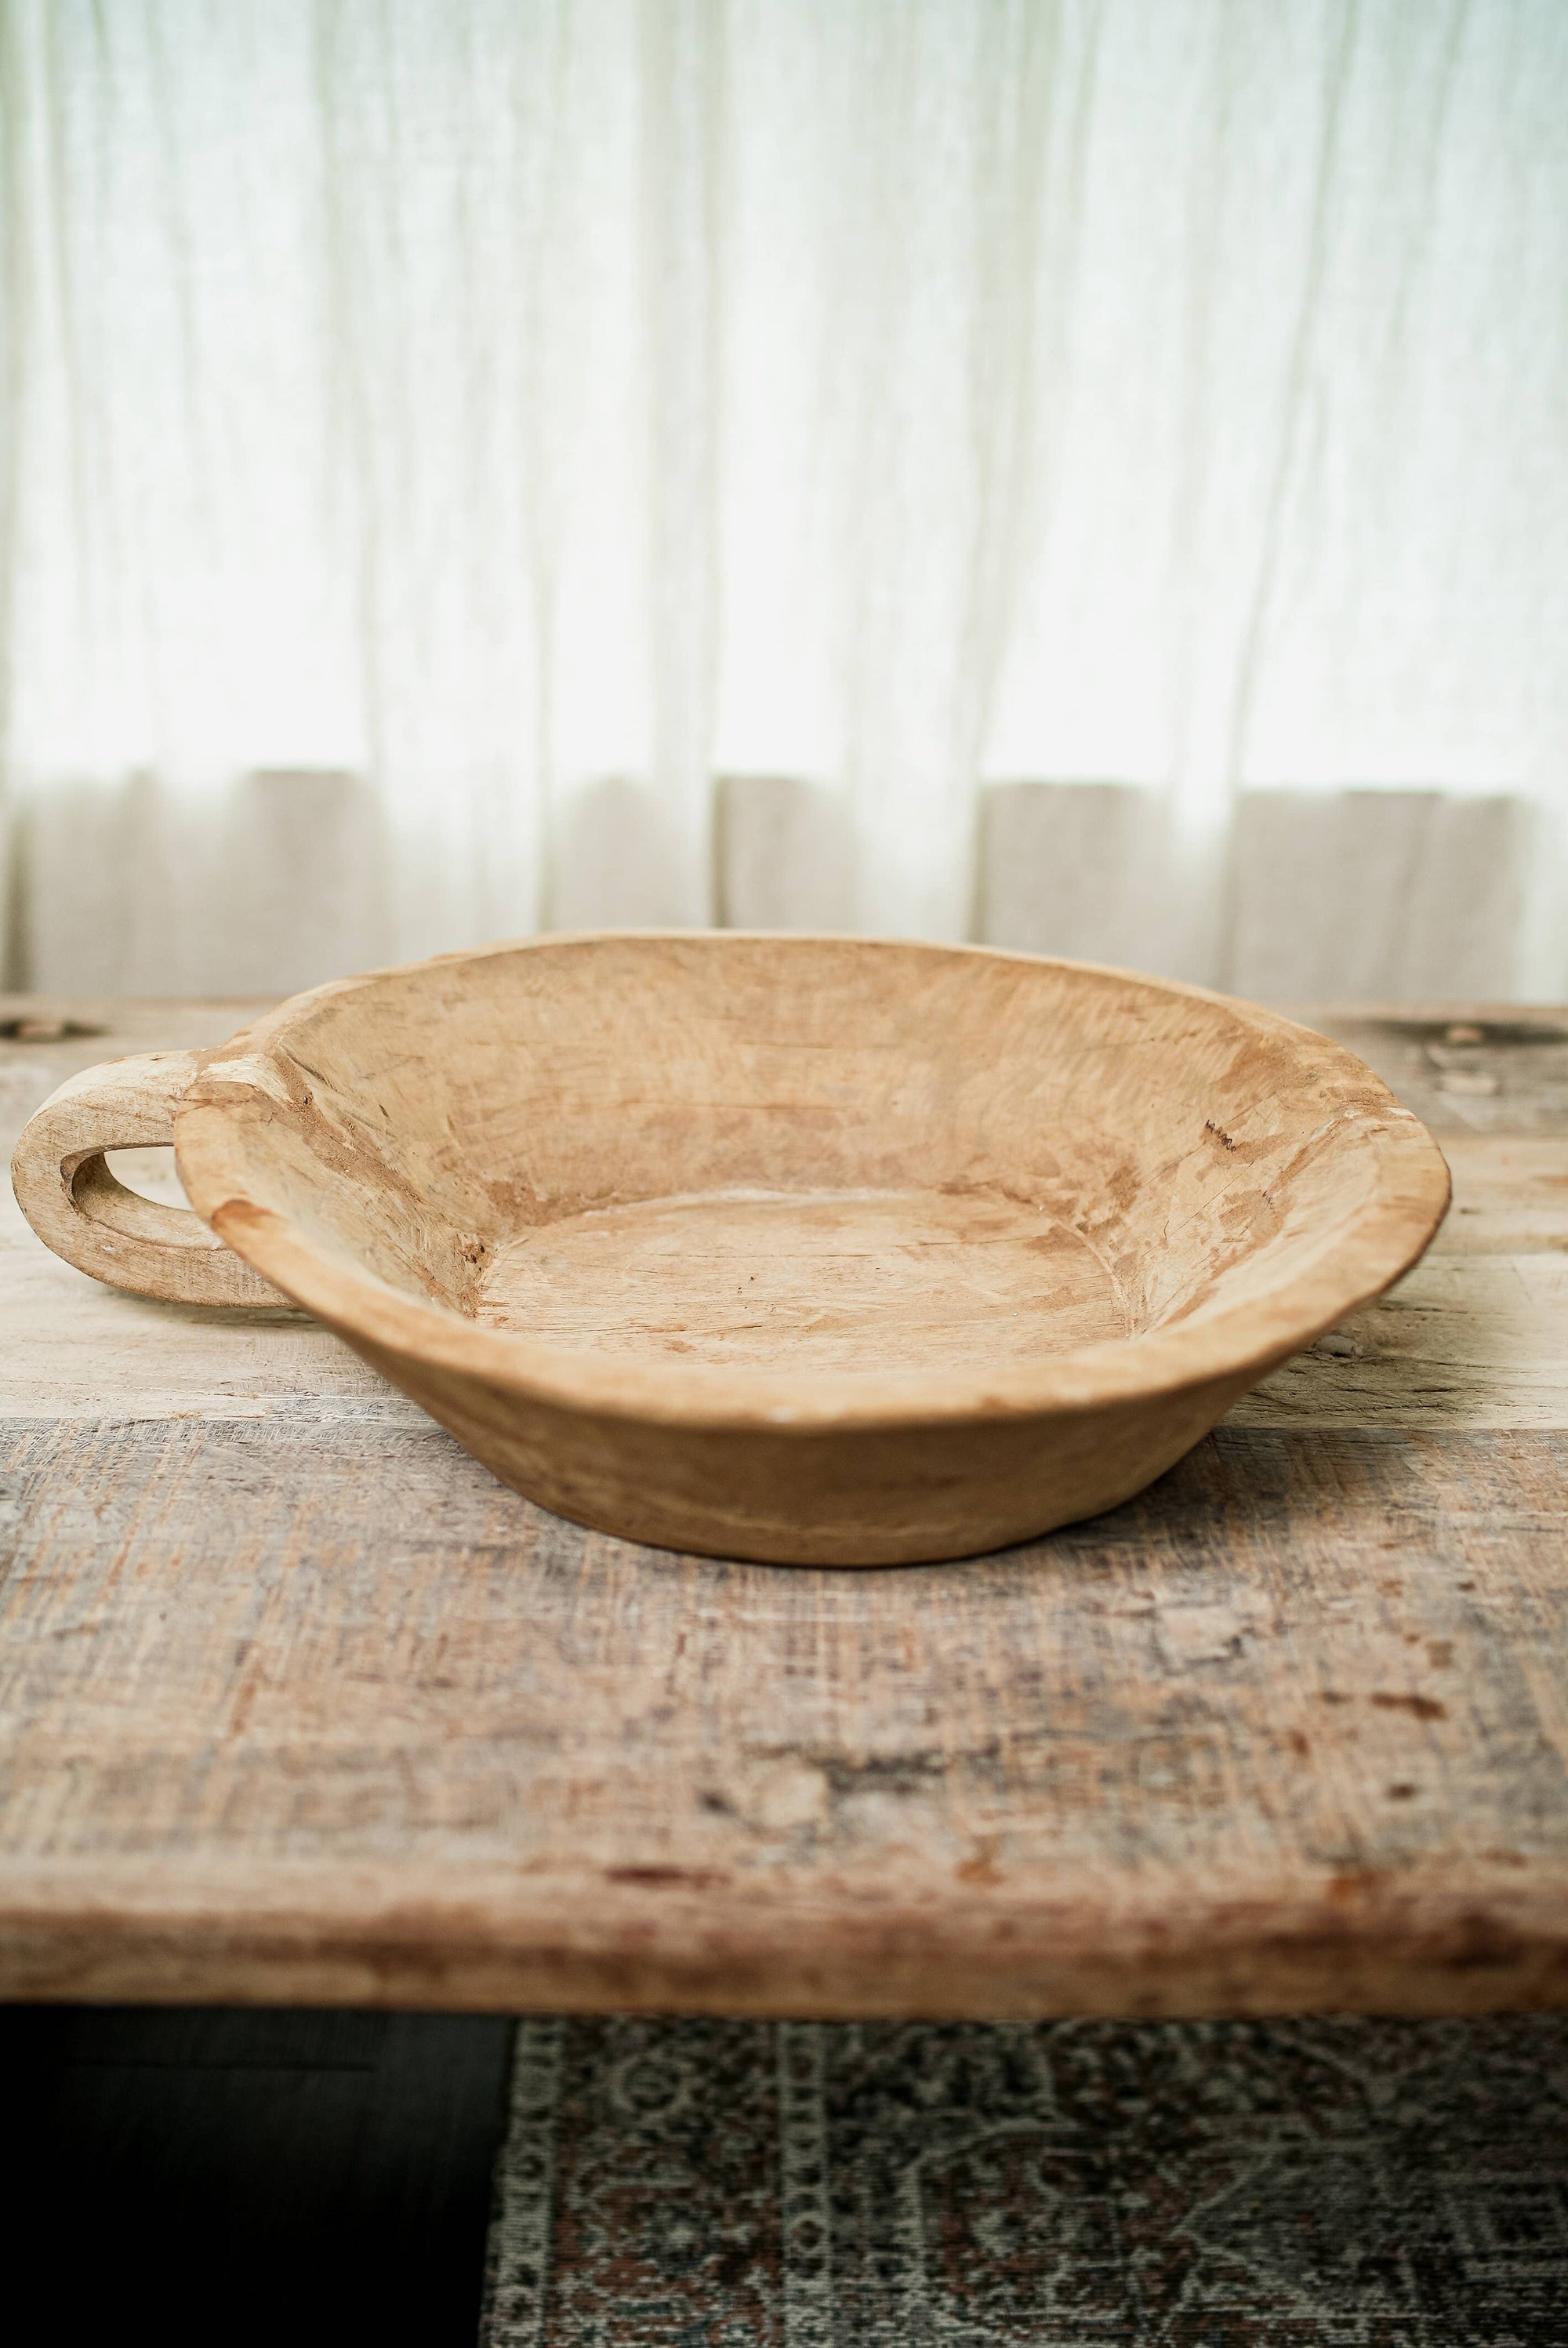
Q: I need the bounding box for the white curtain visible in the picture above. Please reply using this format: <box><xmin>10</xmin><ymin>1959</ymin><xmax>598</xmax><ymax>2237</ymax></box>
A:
<box><xmin>2</xmin><ymin>0</ymin><xmax>1566</xmax><ymax>1000</ymax></box>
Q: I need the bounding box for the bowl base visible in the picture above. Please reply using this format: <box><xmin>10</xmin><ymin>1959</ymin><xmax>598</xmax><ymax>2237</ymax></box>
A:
<box><xmin>475</xmin><ymin>1187</ymin><xmax>1127</xmax><ymax>1374</ymax></box>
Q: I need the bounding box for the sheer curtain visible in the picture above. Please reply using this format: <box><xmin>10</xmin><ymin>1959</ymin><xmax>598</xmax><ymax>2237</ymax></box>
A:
<box><xmin>2</xmin><ymin>0</ymin><xmax>1566</xmax><ymax>1000</ymax></box>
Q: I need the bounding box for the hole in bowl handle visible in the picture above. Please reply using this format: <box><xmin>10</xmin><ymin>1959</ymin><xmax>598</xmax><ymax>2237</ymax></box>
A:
<box><xmin>10</xmin><ymin>1049</ymin><xmax>289</xmax><ymax>1307</ymax></box>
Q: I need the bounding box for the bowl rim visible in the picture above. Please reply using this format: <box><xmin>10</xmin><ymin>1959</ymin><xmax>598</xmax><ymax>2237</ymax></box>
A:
<box><xmin>172</xmin><ymin>932</ymin><xmax>1452</xmax><ymax>1433</ymax></box>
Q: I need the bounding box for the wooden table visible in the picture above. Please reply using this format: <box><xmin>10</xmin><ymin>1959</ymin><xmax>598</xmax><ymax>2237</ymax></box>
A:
<box><xmin>3</xmin><ymin>996</ymin><xmax>1567</xmax><ymax>2019</ymax></box>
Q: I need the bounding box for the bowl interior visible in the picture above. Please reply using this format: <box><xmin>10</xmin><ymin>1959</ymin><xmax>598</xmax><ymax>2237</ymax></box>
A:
<box><xmin>178</xmin><ymin>936</ymin><xmax>1427</xmax><ymax>1389</ymax></box>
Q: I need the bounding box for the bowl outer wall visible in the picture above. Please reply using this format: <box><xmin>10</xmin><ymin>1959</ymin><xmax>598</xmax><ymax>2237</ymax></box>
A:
<box><xmin>168</xmin><ymin>936</ymin><xmax>1451</xmax><ymax>1560</ymax></box>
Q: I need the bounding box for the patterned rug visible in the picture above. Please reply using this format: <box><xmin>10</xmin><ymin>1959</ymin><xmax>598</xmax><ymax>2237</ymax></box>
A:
<box><xmin>481</xmin><ymin>2015</ymin><xmax>1568</xmax><ymax>2346</ymax></box>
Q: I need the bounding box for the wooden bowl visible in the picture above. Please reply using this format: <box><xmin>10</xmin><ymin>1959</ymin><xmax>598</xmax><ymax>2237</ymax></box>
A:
<box><xmin>13</xmin><ymin>935</ymin><xmax>1449</xmax><ymax>1563</ymax></box>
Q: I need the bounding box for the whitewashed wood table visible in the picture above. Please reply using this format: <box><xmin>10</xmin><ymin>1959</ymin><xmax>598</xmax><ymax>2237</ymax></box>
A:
<box><xmin>2</xmin><ymin>995</ymin><xmax>1566</xmax><ymax>2019</ymax></box>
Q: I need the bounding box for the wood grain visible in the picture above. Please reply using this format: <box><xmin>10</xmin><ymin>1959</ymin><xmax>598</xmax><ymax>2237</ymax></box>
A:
<box><xmin>1</xmin><ymin>1416</ymin><xmax>1565</xmax><ymax>2016</ymax></box>
<box><xmin>1234</xmin><ymin>1256</ymin><xmax>1568</xmax><ymax>1429</ymax></box>
<box><xmin>1301</xmin><ymin>1005</ymin><xmax>1568</xmax><ymax>1139</ymax></box>
<box><xmin>16</xmin><ymin>941</ymin><xmax>1449</xmax><ymax>1561</ymax></box>
<box><xmin>10</xmin><ymin>1049</ymin><xmax>286</xmax><ymax>1307</ymax></box>
<box><xmin>3</xmin><ymin>1001</ymin><xmax>1559</xmax><ymax>1436</ymax></box>
<box><xmin>1426</xmin><ymin>1136</ymin><xmax>1568</xmax><ymax>1254</ymax></box>
<box><xmin>1</xmin><ymin>994</ymin><xmax>1566</xmax><ymax>2016</ymax></box>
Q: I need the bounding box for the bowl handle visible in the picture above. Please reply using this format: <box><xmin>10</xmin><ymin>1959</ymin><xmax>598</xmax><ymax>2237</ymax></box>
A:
<box><xmin>10</xmin><ymin>1050</ymin><xmax>289</xmax><ymax>1307</ymax></box>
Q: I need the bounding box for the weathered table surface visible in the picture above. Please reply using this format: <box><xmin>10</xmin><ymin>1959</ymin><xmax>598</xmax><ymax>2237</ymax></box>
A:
<box><xmin>2</xmin><ymin>994</ymin><xmax>1567</xmax><ymax>2019</ymax></box>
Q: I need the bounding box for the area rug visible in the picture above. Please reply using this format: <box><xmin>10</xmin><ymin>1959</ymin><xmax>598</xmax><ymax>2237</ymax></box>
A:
<box><xmin>481</xmin><ymin>2014</ymin><xmax>1568</xmax><ymax>2346</ymax></box>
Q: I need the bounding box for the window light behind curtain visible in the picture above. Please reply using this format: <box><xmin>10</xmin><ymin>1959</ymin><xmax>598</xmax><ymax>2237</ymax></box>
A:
<box><xmin>2</xmin><ymin>0</ymin><xmax>1565</xmax><ymax>998</ymax></box>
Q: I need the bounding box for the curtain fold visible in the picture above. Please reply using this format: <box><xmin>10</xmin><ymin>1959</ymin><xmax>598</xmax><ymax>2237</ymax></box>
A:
<box><xmin>2</xmin><ymin>0</ymin><xmax>1565</xmax><ymax>998</ymax></box>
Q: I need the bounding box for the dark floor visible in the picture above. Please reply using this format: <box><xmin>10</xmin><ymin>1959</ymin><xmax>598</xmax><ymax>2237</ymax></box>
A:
<box><xmin>1</xmin><ymin>2003</ymin><xmax>514</xmax><ymax>2348</ymax></box>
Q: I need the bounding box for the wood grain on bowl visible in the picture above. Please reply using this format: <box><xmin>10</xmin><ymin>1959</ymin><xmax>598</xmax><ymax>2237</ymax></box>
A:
<box><xmin>11</xmin><ymin>936</ymin><xmax>1450</xmax><ymax>1562</ymax></box>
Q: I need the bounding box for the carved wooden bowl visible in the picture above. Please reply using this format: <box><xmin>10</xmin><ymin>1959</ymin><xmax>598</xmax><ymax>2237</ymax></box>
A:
<box><xmin>13</xmin><ymin>936</ymin><xmax>1449</xmax><ymax>1563</ymax></box>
